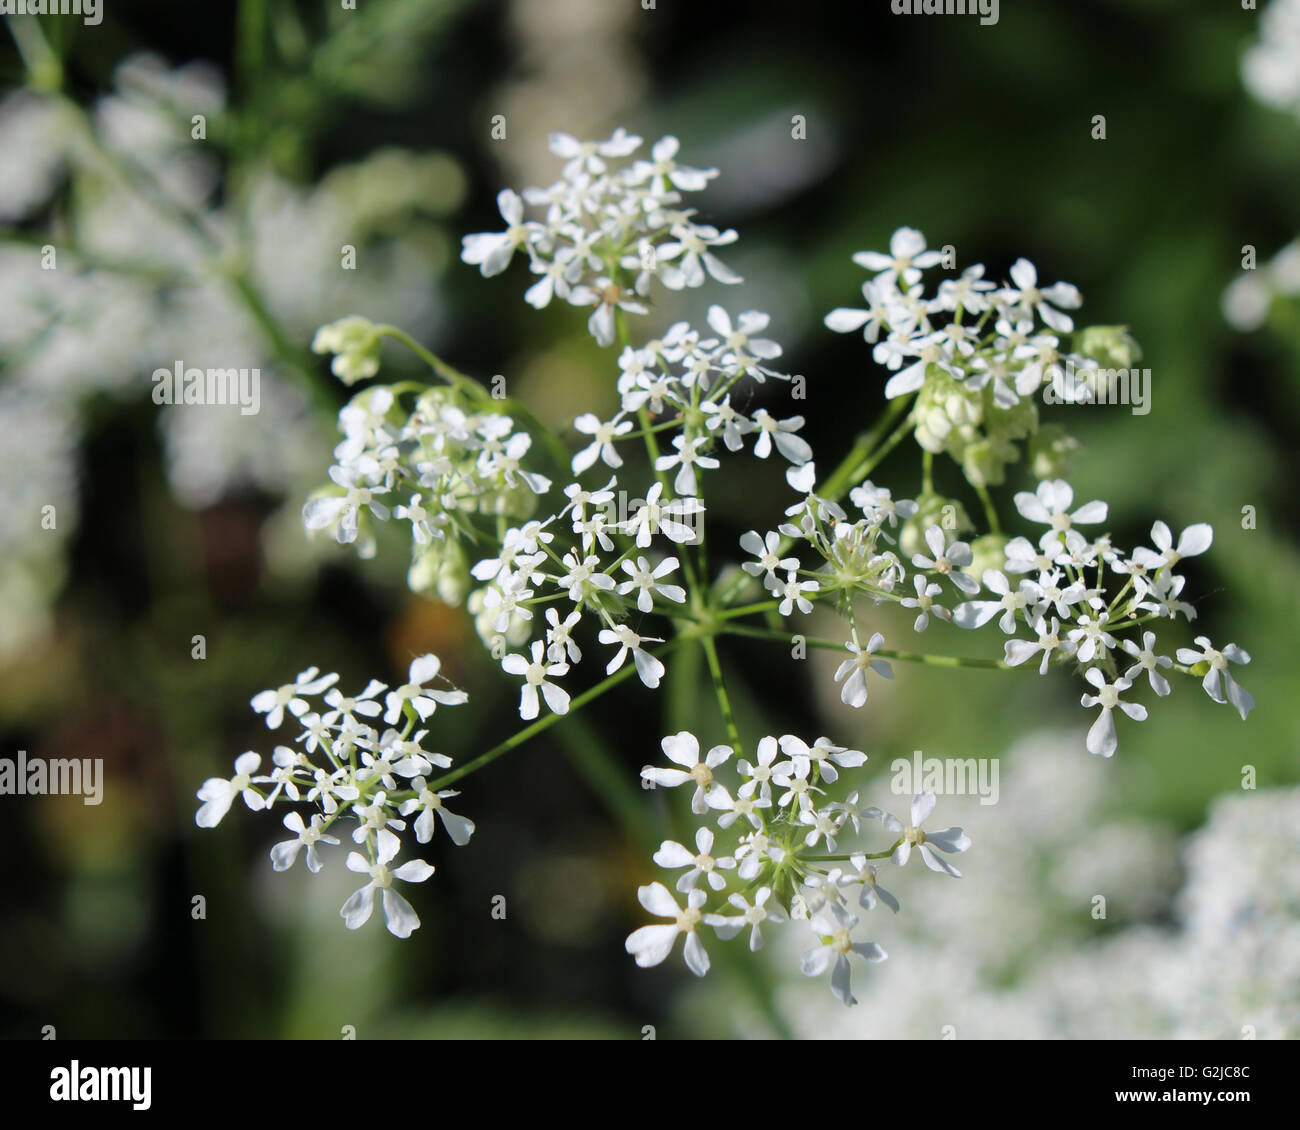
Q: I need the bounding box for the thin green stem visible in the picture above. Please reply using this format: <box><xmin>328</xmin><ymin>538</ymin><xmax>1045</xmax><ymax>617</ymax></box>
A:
<box><xmin>426</xmin><ymin>638</ymin><xmax>687</xmax><ymax>790</ymax></box>
<box><xmin>973</xmin><ymin>482</ymin><xmax>1001</xmax><ymax>534</ymax></box>
<box><xmin>700</xmin><ymin>635</ymin><xmax>743</xmax><ymax>756</ymax></box>
<box><xmin>717</xmin><ymin>622</ymin><xmax>1014</xmax><ymax>670</ymax></box>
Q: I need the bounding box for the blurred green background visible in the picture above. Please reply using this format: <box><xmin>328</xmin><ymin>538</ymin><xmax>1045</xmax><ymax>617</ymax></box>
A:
<box><xmin>0</xmin><ymin>0</ymin><xmax>1297</xmax><ymax>1039</ymax></box>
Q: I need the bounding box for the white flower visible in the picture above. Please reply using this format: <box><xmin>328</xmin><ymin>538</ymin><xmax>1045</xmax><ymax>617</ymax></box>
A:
<box><xmin>900</xmin><ymin>575</ymin><xmax>951</xmax><ymax>632</ymax></box>
<box><xmin>302</xmin><ymin>464</ymin><xmax>391</xmax><ymax>545</ymax></box>
<box><xmin>1122</xmin><ymin>630</ymin><xmax>1173</xmax><ymax>696</ymax></box>
<box><xmin>998</xmin><ymin>257</ymin><xmax>1082</xmax><ymax>332</ymax></box>
<box><xmin>849</xmin><ymin>481</ymin><xmax>918</xmax><ymax>527</ymax></box>
<box><xmin>708</xmin><ymin>305</ymin><xmax>783</xmax><ymax>372</ymax></box>
<box><xmin>1080</xmin><ymin>667</ymin><xmax>1147</xmax><ymax>757</ymax></box>
<box><xmin>715</xmin><ymin>790</ymin><xmax>771</xmax><ymax>831</ymax></box>
<box><xmin>399</xmin><ymin>777</ymin><xmax>476</xmax><ymax>845</ymax></box>
<box><xmin>709</xmin><ymin>887</ymin><xmax>784</xmax><ymax>951</ymax></box>
<box><xmin>270</xmin><ymin>812</ymin><xmax>339</xmax><ymax>873</ymax></box>
<box><xmin>771</xmin><ymin>755</ymin><xmax>823</xmax><ymax>812</ymax></box>
<box><xmin>653</xmin><ymin>826</ymin><xmax>737</xmax><ymax>892</ymax></box>
<box><xmin>1013</xmin><ymin>479</ymin><xmax>1107</xmax><ymax>541</ymax></box>
<box><xmin>383</xmin><ymin>653</ymin><xmax>468</xmax><ymax>724</ymax></box>
<box><xmin>750</xmin><ymin>409</ymin><xmax>812</xmax><ymax>465</ymax></box>
<box><xmin>351</xmin><ymin>790</ymin><xmax>406</xmax><ymax>844</ymax></box>
<box><xmin>655</xmin><ymin>434</ymin><xmax>719</xmax><ymax>495</ymax></box>
<box><xmin>460</xmin><ymin>188</ymin><xmax>534</xmax><ymax>277</ymax></box>
<box><xmin>569</xmin><ymin>278</ymin><xmax>648</xmax><ymax>346</ymax></box>
<box><xmin>1003</xmin><ymin>616</ymin><xmax>1070</xmax><ymax>674</ymax></box>
<box><xmin>1176</xmin><ymin>637</ymin><xmax>1255</xmax><ymax>720</ymax></box>
<box><xmin>598</xmin><ymin>624</ymin><xmax>666</xmax><ymax>688</ymax></box>
<box><xmin>195</xmin><ymin>751</ymin><xmax>266</xmax><ymax>827</ymax></box>
<box><xmin>524</xmin><ymin>247</ymin><xmax>580</xmax><ymax>309</ymax></box>
<box><xmin>656</xmin><ymin>224</ymin><xmax>741</xmax><ymax>290</ymax></box>
<box><xmin>852</xmin><ymin>226</ymin><xmax>943</xmax><ymax>288</ymax></box>
<box><xmin>625</xmin><ymin>481</ymin><xmax>703</xmax><ymax>547</ymax></box>
<box><xmin>879</xmin><ymin>792</ymin><xmax>971</xmax><ymax>876</ymax></box>
<box><xmin>875</xmin><ymin>331</ymin><xmax>960</xmax><ymax>400</ymax></box>
<box><xmin>735</xmin><ymin>830</ymin><xmax>782</xmax><ymax>881</ymax></box>
<box><xmin>1133</xmin><ymin>520</ymin><xmax>1213</xmax><ymax>571</ymax></box>
<box><xmin>306</xmin><ymin>766</ymin><xmax>360</xmax><ymax>816</ymax></box>
<box><xmin>824</xmin><ymin>277</ymin><xmax>898</xmax><ymax>343</ymax></box>
<box><xmin>626</xmin><ymin>134</ymin><xmax>717</xmax><ymax>195</ymax></box>
<box><xmin>777</xmin><ymin>734</ymin><xmax>866</xmax><ymax>785</ymax></box>
<box><xmin>736</xmin><ymin>734</ymin><xmax>782</xmax><ymax>801</ymax></box>
<box><xmin>548</xmin><ymin>126</ymin><xmax>642</xmax><ymax>176</ymax></box>
<box><xmin>557</xmin><ymin>551</ymin><xmax>616</xmax><ymax>604</ymax></box>
<box><xmin>640</xmin><ymin>731</ymin><xmax>733</xmax><ymax>814</ymax></box>
<box><xmin>771</xmin><ymin>569</ymin><xmax>819</xmax><ymax>615</ymax></box>
<box><xmin>739</xmin><ymin>529</ymin><xmax>799</xmax><ymax>585</ymax></box>
<box><xmin>953</xmin><ymin>569</ymin><xmax>1032</xmax><ymax>633</ymax></box>
<box><xmin>800</xmin><ymin>901</ymin><xmax>886</xmax><ymax>1006</ymax></box>
<box><xmin>910</xmin><ymin>526</ymin><xmax>980</xmax><ymax>595</ymax></box>
<box><xmin>250</xmin><ymin>666</ymin><xmax>339</xmax><ymax>729</ymax></box>
<box><xmin>701</xmin><ymin>395</ymin><xmax>753</xmax><ymax>451</ymax></box>
<box><xmin>321</xmin><ymin>679</ymin><xmax>387</xmax><ymax>728</ymax></box>
<box><xmin>545</xmin><ymin>607</ymin><xmax>583</xmax><ymax>664</ymax></box>
<box><xmin>340</xmin><ymin>829</ymin><xmax>435</xmax><ymax>939</ymax></box>
<box><xmin>1068</xmin><ymin>614</ymin><xmax>1117</xmax><ymax>665</ymax></box>
<box><xmin>571</xmin><ymin>412</ymin><xmax>632</xmax><ymax>474</ymax></box>
<box><xmin>800</xmin><ymin>805</ymin><xmax>844</xmax><ymax>849</ymax></box>
<box><xmin>263</xmin><ymin>744</ymin><xmax>309</xmax><ymax>804</ymax></box>
<box><xmin>833</xmin><ymin>633</ymin><xmax>894</xmax><ymax>708</ymax></box>
<box><xmin>624</xmin><ymin>882</ymin><xmax>711</xmax><ymax>976</ymax></box>
<box><xmin>501</xmin><ymin>640</ymin><xmax>570</xmax><ymax>720</ymax></box>
<box><xmin>617</xmin><ymin>555</ymin><xmax>686</xmax><ymax>613</ymax></box>
<box><xmin>850</xmin><ymin>858</ymin><xmax>900</xmax><ymax>913</ymax></box>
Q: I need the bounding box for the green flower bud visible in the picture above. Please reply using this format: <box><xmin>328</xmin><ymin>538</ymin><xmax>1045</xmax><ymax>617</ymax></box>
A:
<box><xmin>1074</xmin><ymin>325</ymin><xmax>1142</xmax><ymax>372</ymax></box>
<box><xmin>1027</xmin><ymin>423</ymin><xmax>1082</xmax><ymax>480</ymax></box>
<box><xmin>408</xmin><ymin>539</ymin><xmax>469</xmax><ymax>606</ymax></box>
<box><xmin>900</xmin><ymin>492</ymin><xmax>974</xmax><ymax>558</ymax></box>
<box><xmin>312</xmin><ymin>316</ymin><xmax>382</xmax><ymax>385</ymax></box>
<box><xmin>967</xmin><ymin>533</ymin><xmax>1009</xmax><ymax>577</ymax></box>
<box><xmin>960</xmin><ymin>434</ymin><xmax>1019</xmax><ymax>487</ymax></box>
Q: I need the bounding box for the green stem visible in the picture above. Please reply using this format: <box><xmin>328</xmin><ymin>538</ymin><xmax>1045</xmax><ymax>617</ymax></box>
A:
<box><xmin>717</xmin><ymin>622</ymin><xmax>1014</xmax><ymax>670</ymax></box>
<box><xmin>426</xmin><ymin>638</ymin><xmax>687</xmax><ymax>790</ymax></box>
<box><xmin>700</xmin><ymin>635</ymin><xmax>744</xmax><ymax>756</ymax></box>
<box><xmin>973</xmin><ymin>482</ymin><xmax>1001</xmax><ymax>534</ymax></box>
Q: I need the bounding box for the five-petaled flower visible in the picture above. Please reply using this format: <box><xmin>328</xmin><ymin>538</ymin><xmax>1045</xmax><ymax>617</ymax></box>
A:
<box><xmin>641</xmin><ymin>731</ymin><xmax>733</xmax><ymax>814</ymax></box>
<box><xmin>340</xmin><ymin>829</ymin><xmax>435</xmax><ymax>939</ymax></box>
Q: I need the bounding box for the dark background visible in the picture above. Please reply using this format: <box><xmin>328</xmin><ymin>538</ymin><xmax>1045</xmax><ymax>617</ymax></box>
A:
<box><xmin>1</xmin><ymin>0</ymin><xmax>1296</xmax><ymax>1038</ymax></box>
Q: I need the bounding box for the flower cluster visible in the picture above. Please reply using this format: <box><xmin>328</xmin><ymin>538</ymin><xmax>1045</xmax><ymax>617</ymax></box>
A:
<box><xmin>195</xmin><ymin>655</ymin><xmax>473</xmax><ymax>938</ymax></box>
<box><xmin>733</xmin><ymin>467</ymin><xmax>1252</xmax><ymax>757</ymax></box>
<box><xmin>308</xmin><ymin>138</ymin><xmax>824</xmax><ymax>725</ymax></box>
<box><xmin>199</xmin><ymin>129</ymin><xmax>1254</xmax><ymax>993</ymax></box>
<box><xmin>823</xmin><ymin>227</ymin><xmax>1141</xmax><ymax>488</ymax></box>
<box><xmin>461</xmin><ymin>129</ymin><xmax>738</xmax><ymax>345</ymax></box>
<box><xmin>300</xmin><ymin>376</ymin><xmax>552</xmax><ymax>572</ymax></box>
<box><xmin>951</xmin><ymin>490</ymin><xmax>1253</xmax><ymax>756</ymax></box>
<box><xmin>626</xmin><ymin>730</ymin><xmax>969</xmax><ymax>1006</ymax></box>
